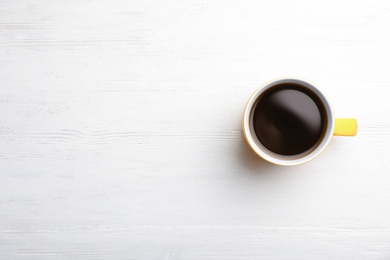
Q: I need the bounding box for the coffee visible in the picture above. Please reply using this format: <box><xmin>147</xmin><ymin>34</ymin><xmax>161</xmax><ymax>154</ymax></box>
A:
<box><xmin>252</xmin><ymin>83</ymin><xmax>327</xmax><ymax>156</ymax></box>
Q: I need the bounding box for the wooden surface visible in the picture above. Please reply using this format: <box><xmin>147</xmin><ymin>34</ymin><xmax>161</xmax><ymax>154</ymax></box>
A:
<box><xmin>1</xmin><ymin>0</ymin><xmax>390</xmax><ymax>259</ymax></box>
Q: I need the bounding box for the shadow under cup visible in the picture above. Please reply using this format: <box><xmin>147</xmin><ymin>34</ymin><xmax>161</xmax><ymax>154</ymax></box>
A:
<box><xmin>243</xmin><ymin>78</ymin><xmax>335</xmax><ymax>166</ymax></box>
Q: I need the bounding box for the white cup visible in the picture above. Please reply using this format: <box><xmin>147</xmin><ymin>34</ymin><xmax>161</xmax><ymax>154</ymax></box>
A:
<box><xmin>242</xmin><ymin>77</ymin><xmax>357</xmax><ymax>166</ymax></box>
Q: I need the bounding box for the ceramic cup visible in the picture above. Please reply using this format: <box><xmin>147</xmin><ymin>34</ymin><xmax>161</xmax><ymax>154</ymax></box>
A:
<box><xmin>242</xmin><ymin>77</ymin><xmax>357</xmax><ymax>166</ymax></box>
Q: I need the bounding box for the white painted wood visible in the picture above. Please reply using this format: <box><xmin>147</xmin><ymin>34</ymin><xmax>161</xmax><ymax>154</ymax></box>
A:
<box><xmin>1</xmin><ymin>0</ymin><xmax>390</xmax><ymax>259</ymax></box>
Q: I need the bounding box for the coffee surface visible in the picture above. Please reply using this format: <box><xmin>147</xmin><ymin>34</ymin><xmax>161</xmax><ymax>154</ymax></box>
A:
<box><xmin>252</xmin><ymin>83</ymin><xmax>326</xmax><ymax>155</ymax></box>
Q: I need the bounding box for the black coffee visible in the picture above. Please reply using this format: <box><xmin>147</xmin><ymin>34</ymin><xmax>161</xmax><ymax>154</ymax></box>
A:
<box><xmin>252</xmin><ymin>83</ymin><xmax>327</xmax><ymax>156</ymax></box>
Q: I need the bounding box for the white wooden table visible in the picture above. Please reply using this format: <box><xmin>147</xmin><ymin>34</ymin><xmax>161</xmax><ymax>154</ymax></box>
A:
<box><xmin>1</xmin><ymin>1</ymin><xmax>390</xmax><ymax>259</ymax></box>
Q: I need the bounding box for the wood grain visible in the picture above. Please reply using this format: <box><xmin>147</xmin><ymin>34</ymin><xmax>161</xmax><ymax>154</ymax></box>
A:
<box><xmin>1</xmin><ymin>0</ymin><xmax>390</xmax><ymax>259</ymax></box>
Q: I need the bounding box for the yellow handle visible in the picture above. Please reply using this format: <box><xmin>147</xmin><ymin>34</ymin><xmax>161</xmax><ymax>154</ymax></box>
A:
<box><xmin>334</xmin><ymin>118</ymin><xmax>358</xmax><ymax>136</ymax></box>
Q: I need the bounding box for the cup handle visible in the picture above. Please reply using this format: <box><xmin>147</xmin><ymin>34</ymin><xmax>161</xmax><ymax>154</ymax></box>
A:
<box><xmin>334</xmin><ymin>118</ymin><xmax>358</xmax><ymax>136</ymax></box>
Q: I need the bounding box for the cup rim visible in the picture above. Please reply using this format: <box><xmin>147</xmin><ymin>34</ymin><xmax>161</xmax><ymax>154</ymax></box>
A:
<box><xmin>242</xmin><ymin>77</ymin><xmax>335</xmax><ymax>166</ymax></box>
